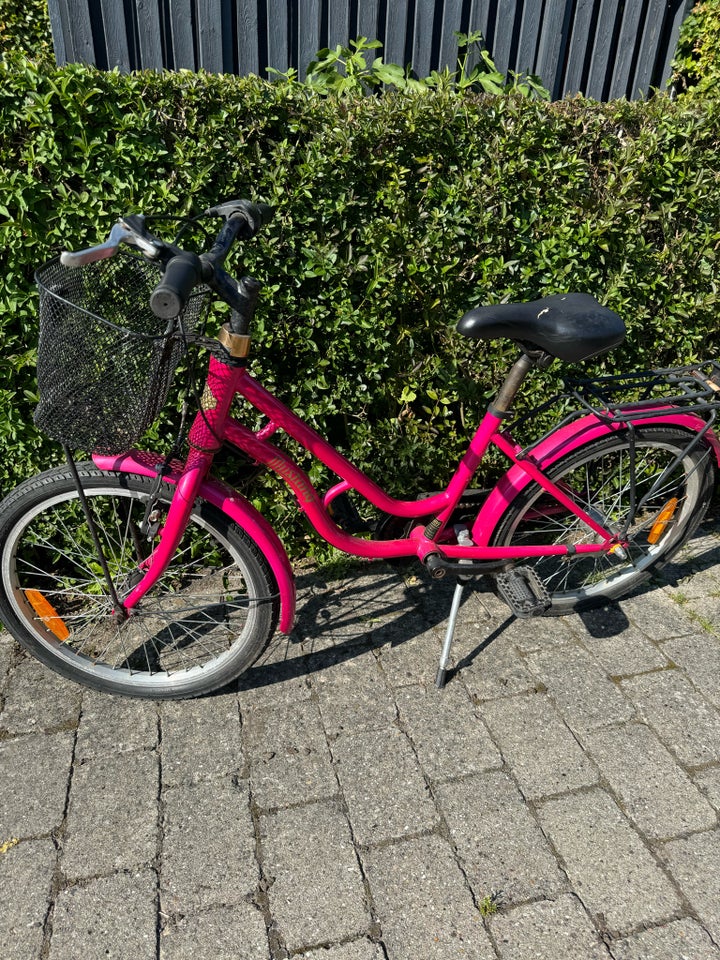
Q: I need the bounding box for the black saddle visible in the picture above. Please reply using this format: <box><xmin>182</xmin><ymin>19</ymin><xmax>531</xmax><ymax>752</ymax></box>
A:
<box><xmin>457</xmin><ymin>293</ymin><xmax>625</xmax><ymax>363</ymax></box>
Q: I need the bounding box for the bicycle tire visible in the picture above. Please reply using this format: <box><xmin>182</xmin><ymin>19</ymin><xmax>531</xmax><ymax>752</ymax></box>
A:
<box><xmin>489</xmin><ymin>427</ymin><xmax>715</xmax><ymax>614</ymax></box>
<box><xmin>0</xmin><ymin>464</ymin><xmax>280</xmax><ymax>698</ymax></box>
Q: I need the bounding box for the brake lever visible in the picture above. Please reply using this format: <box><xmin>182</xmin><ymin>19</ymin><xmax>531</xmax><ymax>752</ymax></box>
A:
<box><xmin>59</xmin><ymin>219</ymin><xmax>162</xmax><ymax>268</ymax></box>
<box><xmin>203</xmin><ymin>200</ymin><xmax>256</xmax><ymax>219</ymax></box>
<box><xmin>203</xmin><ymin>199</ymin><xmax>273</xmax><ymax>231</ymax></box>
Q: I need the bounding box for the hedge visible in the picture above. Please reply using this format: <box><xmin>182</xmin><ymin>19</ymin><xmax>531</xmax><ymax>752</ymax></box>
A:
<box><xmin>0</xmin><ymin>0</ymin><xmax>52</xmax><ymax>59</ymax></box>
<box><xmin>2</xmin><ymin>55</ymin><xmax>720</xmax><ymax>552</ymax></box>
<box><xmin>673</xmin><ymin>0</ymin><xmax>720</xmax><ymax>95</ymax></box>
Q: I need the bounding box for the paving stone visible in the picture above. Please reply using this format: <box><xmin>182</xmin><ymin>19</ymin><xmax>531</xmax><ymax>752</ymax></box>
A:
<box><xmin>662</xmin><ymin>633</ymin><xmax>720</xmax><ymax>710</ymax></box>
<box><xmin>480</xmin><ymin>692</ymin><xmax>598</xmax><ymax>799</ymax></box>
<box><xmin>49</xmin><ymin>869</ymin><xmax>156</xmax><ymax>960</ymax></box>
<box><xmin>574</xmin><ymin>603</ymin><xmax>634</xmax><ymax>640</ymax></box>
<box><xmin>526</xmin><ymin>643</ymin><xmax>635</xmax><ymax>734</ymax></box>
<box><xmin>314</xmin><ymin>648</ymin><xmax>397</xmax><ymax>736</ymax></box>
<box><xmin>662</xmin><ymin>555</ymin><xmax>720</xmax><ymax>601</ymax></box>
<box><xmin>243</xmin><ymin>698</ymin><xmax>337</xmax><ymax>809</ymax></box>
<box><xmin>160</xmin><ymin>695</ymin><xmax>242</xmax><ymax>786</ymax></box>
<box><xmin>693</xmin><ymin>765</ymin><xmax>720</xmax><ymax>810</ymax></box>
<box><xmin>571</xmin><ymin>603</ymin><xmax>672</xmax><ymax>676</ymax></box>
<box><xmin>685</xmin><ymin>602</ymin><xmax>720</xmax><ymax>637</ymax></box>
<box><xmin>62</xmin><ymin>750</ymin><xmax>159</xmax><ymax>880</ymax></box>
<box><xmin>0</xmin><ymin>837</ymin><xmax>56</xmax><ymax>960</ymax></box>
<box><xmin>435</xmin><ymin>771</ymin><xmax>565</xmax><ymax>906</ymax></box>
<box><xmin>75</xmin><ymin>690</ymin><xmax>158</xmax><ymax>760</ymax></box>
<box><xmin>159</xmin><ymin>902</ymin><xmax>270</xmax><ymax>960</ymax></box>
<box><xmin>0</xmin><ymin>632</ymin><xmax>15</xmax><ymax>682</ymax></box>
<box><xmin>537</xmin><ymin>788</ymin><xmax>682</xmax><ymax>936</ymax></box>
<box><xmin>395</xmin><ymin>682</ymin><xmax>502</xmax><ymax>784</ymax></box>
<box><xmin>332</xmin><ymin>725</ymin><xmax>438</xmax><ymax>845</ymax></box>
<box><xmin>676</xmin><ymin>525</ymin><xmax>720</xmax><ymax>559</ymax></box>
<box><xmin>397</xmin><ymin>570</ymin><xmax>473</xmax><ymax>631</ymax></box>
<box><xmin>621</xmin><ymin>670</ymin><xmax>720</xmax><ymax>766</ymax></box>
<box><xmin>455</xmin><ymin>630</ymin><xmax>538</xmax><ymax>703</ymax></box>
<box><xmin>0</xmin><ymin>733</ymin><xmax>73</xmax><ymax>838</ymax></box>
<box><xmin>300</xmin><ymin>941</ymin><xmax>385</xmax><ymax>960</ymax></box>
<box><xmin>375</xmin><ymin>619</ymin><xmax>443</xmax><ymax>688</ymax></box>
<box><xmin>660</xmin><ymin>829</ymin><xmax>720</xmax><ymax>944</ymax></box>
<box><xmin>294</xmin><ymin>567</ymin><xmax>402</xmax><ymax>648</ymax></box>
<box><xmin>489</xmin><ymin>607</ymin><xmax>576</xmax><ymax>654</ymax></box>
<box><xmin>609</xmin><ymin>917</ymin><xmax>720</xmax><ymax>960</ymax></box>
<box><xmin>466</xmin><ymin>577</ymin><xmax>516</xmax><ymax>626</ymax></box>
<box><xmin>8</xmin><ymin>551</ymin><xmax>720</xmax><ymax>960</ymax></box>
<box><xmin>260</xmin><ymin>799</ymin><xmax>369</xmax><ymax>952</ymax></box>
<box><xmin>161</xmin><ymin>775</ymin><xmax>257</xmax><ymax>914</ymax></box>
<box><xmin>620</xmin><ymin>591</ymin><xmax>697</xmax><ymax>641</ymax></box>
<box><xmin>364</xmin><ymin>833</ymin><xmax>495</xmax><ymax>960</ymax></box>
<box><xmin>489</xmin><ymin>894</ymin><xmax>611</xmax><ymax>960</ymax></box>
<box><xmin>439</xmin><ymin>580</ymin><xmax>502</xmax><ymax>627</ymax></box>
<box><xmin>237</xmin><ymin>632</ymin><xmax>315</xmax><ymax>708</ymax></box>
<box><xmin>0</xmin><ymin>657</ymin><xmax>82</xmax><ymax>737</ymax></box>
<box><xmin>583</xmin><ymin>723</ymin><xmax>716</xmax><ymax>839</ymax></box>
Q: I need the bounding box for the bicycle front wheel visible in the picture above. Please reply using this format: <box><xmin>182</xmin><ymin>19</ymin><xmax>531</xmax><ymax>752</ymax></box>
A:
<box><xmin>489</xmin><ymin>427</ymin><xmax>715</xmax><ymax>614</ymax></box>
<box><xmin>0</xmin><ymin>464</ymin><xmax>279</xmax><ymax>698</ymax></box>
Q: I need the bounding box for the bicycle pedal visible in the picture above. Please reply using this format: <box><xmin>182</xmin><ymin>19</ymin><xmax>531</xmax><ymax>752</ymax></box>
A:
<box><xmin>495</xmin><ymin>567</ymin><xmax>551</xmax><ymax>618</ymax></box>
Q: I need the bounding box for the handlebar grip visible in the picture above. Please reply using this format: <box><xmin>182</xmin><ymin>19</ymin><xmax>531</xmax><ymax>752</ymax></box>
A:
<box><xmin>150</xmin><ymin>253</ymin><xmax>202</xmax><ymax>319</ymax></box>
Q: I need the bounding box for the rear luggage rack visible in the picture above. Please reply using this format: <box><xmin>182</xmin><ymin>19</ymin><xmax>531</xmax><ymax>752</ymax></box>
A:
<box><xmin>509</xmin><ymin>361</ymin><xmax>720</xmax><ymax>458</ymax></box>
<box><xmin>565</xmin><ymin>360</ymin><xmax>720</xmax><ymax>422</ymax></box>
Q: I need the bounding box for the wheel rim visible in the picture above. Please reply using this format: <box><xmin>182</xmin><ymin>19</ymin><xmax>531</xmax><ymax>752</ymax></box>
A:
<box><xmin>3</xmin><ymin>483</ymin><xmax>262</xmax><ymax>691</ymax></box>
<box><xmin>494</xmin><ymin>437</ymin><xmax>705</xmax><ymax>603</ymax></box>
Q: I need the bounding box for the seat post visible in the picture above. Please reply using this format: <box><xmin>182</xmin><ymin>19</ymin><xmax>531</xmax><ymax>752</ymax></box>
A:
<box><xmin>491</xmin><ymin>350</ymin><xmax>540</xmax><ymax>416</ymax></box>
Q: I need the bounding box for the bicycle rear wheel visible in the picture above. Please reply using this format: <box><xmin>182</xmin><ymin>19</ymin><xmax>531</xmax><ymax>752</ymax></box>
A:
<box><xmin>489</xmin><ymin>427</ymin><xmax>715</xmax><ymax>614</ymax></box>
<box><xmin>0</xmin><ymin>464</ymin><xmax>279</xmax><ymax>698</ymax></box>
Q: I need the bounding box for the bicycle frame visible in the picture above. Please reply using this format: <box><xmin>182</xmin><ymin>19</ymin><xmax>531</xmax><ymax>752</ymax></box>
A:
<box><xmin>92</xmin><ymin>352</ymin><xmax>720</xmax><ymax>632</ymax></box>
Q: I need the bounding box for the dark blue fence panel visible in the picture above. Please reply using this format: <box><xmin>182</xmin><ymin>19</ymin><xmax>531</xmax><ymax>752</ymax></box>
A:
<box><xmin>47</xmin><ymin>0</ymin><xmax>696</xmax><ymax>101</ymax></box>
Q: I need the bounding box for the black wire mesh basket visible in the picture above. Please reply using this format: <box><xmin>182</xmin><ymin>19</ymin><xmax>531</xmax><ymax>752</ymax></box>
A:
<box><xmin>34</xmin><ymin>253</ymin><xmax>209</xmax><ymax>454</ymax></box>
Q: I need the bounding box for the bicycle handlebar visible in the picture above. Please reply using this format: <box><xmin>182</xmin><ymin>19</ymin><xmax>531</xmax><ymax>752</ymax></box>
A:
<box><xmin>60</xmin><ymin>199</ymin><xmax>274</xmax><ymax>328</ymax></box>
<box><xmin>150</xmin><ymin>201</ymin><xmax>272</xmax><ymax>325</ymax></box>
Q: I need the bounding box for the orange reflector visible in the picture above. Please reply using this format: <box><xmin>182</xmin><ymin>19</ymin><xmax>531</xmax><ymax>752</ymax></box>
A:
<box><xmin>24</xmin><ymin>589</ymin><xmax>70</xmax><ymax>642</ymax></box>
<box><xmin>648</xmin><ymin>497</ymin><xmax>679</xmax><ymax>545</ymax></box>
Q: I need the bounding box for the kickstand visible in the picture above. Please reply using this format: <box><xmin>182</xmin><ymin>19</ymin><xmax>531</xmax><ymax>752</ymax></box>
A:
<box><xmin>435</xmin><ymin>579</ymin><xmax>465</xmax><ymax>689</ymax></box>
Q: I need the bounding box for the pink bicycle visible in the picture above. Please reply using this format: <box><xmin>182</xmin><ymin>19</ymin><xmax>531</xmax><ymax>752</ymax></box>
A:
<box><xmin>0</xmin><ymin>201</ymin><xmax>718</xmax><ymax>698</ymax></box>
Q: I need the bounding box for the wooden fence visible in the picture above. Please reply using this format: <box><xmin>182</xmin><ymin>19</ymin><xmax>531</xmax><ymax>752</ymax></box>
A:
<box><xmin>47</xmin><ymin>0</ymin><xmax>695</xmax><ymax>100</ymax></box>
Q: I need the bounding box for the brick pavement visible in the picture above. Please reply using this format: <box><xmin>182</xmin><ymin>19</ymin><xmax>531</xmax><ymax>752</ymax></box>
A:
<box><xmin>1</xmin><ymin>518</ymin><xmax>720</xmax><ymax>959</ymax></box>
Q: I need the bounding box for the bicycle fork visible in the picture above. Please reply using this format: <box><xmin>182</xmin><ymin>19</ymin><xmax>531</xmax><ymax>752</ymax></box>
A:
<box><xmin>85</xmin><ymin>360</ymin><xmax>243</xmax><ymax>619</ymax></box>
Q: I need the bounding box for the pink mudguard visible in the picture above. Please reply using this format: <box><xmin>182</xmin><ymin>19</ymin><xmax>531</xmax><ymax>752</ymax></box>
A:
<box><xmin>92</xmin><ymin>451</ymin><xmax>296</xmax><ymax>633</ymax></box>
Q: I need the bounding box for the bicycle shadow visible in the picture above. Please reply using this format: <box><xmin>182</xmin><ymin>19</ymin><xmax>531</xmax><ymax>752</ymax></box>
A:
<box><xmin>233</xmin><ymin>509</ymin><xmax>720</xmax><ymax>693</ymax></box>
<box><xmin>235</xmin><ymin>561</ymin><xmax>489</xmax><ymax>692</ymax></box>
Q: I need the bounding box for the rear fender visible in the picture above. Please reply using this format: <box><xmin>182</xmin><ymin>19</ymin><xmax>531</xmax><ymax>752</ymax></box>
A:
<box><xmin>472</xmin><ymin>410</ymin><xmax>720</xmax><ymax>546</ymax></box>
<box><xmin>92</xmin><ymin>451</ymin><xmax>296</xmax><ymax>633</ymax></box>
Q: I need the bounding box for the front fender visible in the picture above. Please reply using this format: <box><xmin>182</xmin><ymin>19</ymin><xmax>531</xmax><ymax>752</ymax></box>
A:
<box><xmin>472</xmin><ymin>410</ymin><xmax>720</xmax><ymax>546</ymax></box>
<box><xmin>92</xmin><ymin>451</ymin><xmax>296</xmax><ymax>633</ymax></box>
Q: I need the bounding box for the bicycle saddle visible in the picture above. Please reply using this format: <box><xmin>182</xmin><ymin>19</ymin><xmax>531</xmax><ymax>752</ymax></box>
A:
<box><xmin>457</xmin><ymin>293</ymin><xmax>625</xmax><ymax>362</ymax></box>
